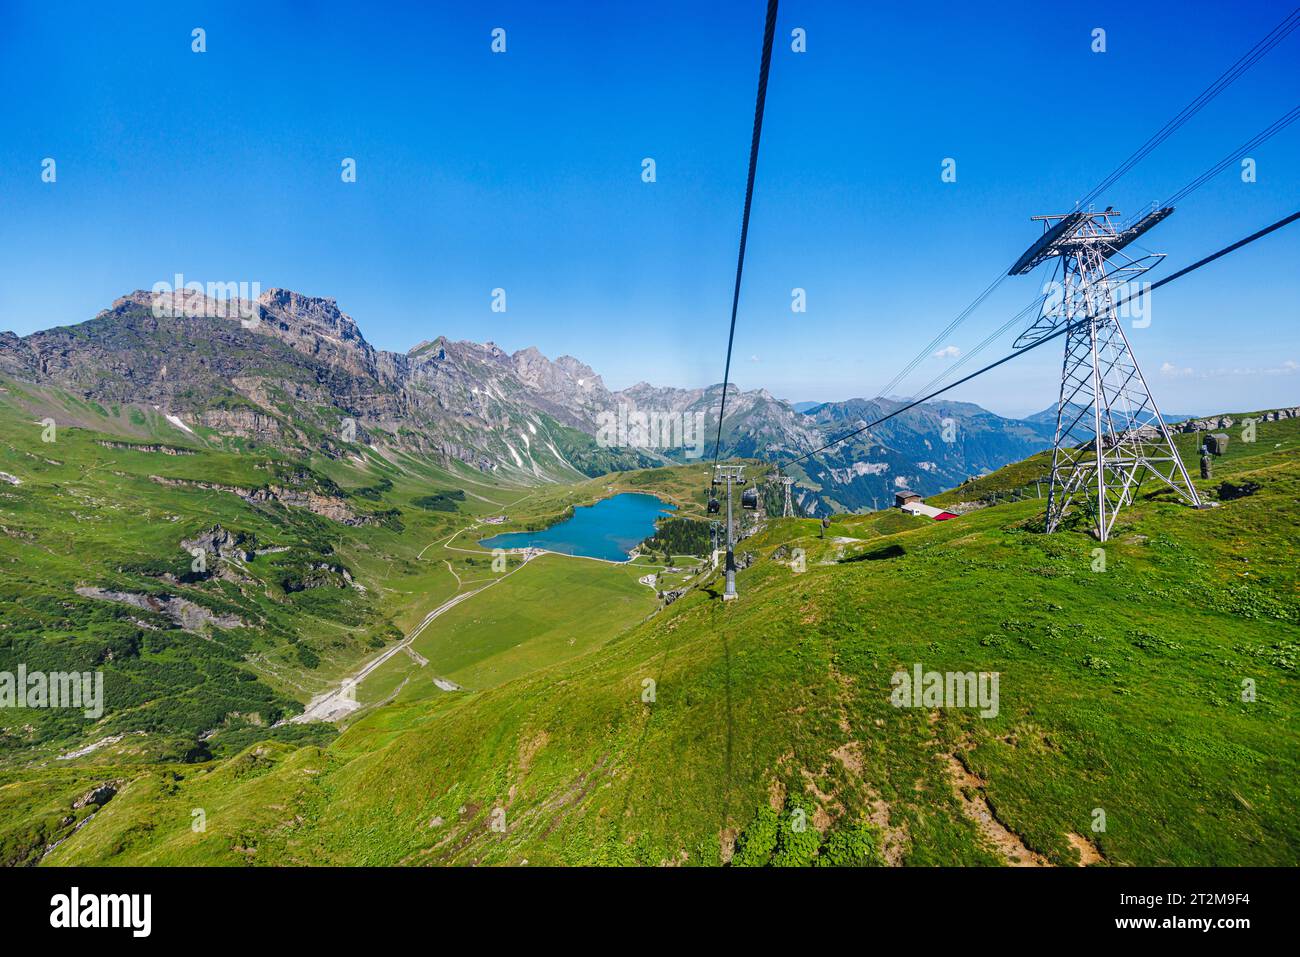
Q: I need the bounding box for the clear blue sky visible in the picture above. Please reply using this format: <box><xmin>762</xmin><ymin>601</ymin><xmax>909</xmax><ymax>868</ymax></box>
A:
<box><xmin>2</xmin><ymin>0</ymin><xmax>1296</xmax><ymax>417</ymax></box>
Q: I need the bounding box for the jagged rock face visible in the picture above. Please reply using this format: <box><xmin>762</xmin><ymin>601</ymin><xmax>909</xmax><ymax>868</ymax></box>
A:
<box><xmin>0</xmin><ymin>291</ymin><xmax>375</xmax><ymax>416</ymax></box>
<box><xmin>510</xmin><ymin>347</ymin><xmax>612</xmax><ymax>425</ymax></box>
<box><xmin>0</xmin><ymin>333</ymin><xmax>27</xmax><ymax>378</ymax></box>
<box><xmin>74</xmin><ymin>586</ymin><xmax>246</xmax><ymax>632</ymax></box>
<box><xmin>253</xmin><ymin>288</ymin><xmax>386</xmax><ymax>383</ymax></box>
<box><xmin>72</xmin><ymin>783</ymin><xmax>118</xmax><ymax>810</ymax></box>
<box><xmin>0</xmin><ymin>290</ymin><xmax>615</xmax><ymax>480</ymax></box>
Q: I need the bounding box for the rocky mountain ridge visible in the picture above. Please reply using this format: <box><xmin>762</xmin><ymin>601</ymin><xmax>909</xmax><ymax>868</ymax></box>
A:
<box><xmin>1</xmin><ymin>288</ymin><xmax>1082</xmax><ymax>510</ymax></box>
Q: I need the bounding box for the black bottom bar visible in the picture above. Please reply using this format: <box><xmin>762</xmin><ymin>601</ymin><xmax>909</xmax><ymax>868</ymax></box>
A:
<box><xmin>0</xmin><ymin>866</ymin><xmax>1284</xmax><ymax>943</ymax></box>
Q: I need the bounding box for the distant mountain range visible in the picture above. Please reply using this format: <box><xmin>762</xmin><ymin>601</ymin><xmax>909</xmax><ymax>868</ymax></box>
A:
<box><xmin>1023</xmin><ymin>404</ymin><xmax>1200</xmax><ymax>426</ymax></box>
<box><xmin>1</xmin><ymin>288</ymin><xmax>1095</xmax><ymax>513</ymax></box>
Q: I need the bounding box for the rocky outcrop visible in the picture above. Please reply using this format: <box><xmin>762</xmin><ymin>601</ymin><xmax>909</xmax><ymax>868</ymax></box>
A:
<box><xmin>149</xmin><ymin>476</ymin><xmax>375</xmax><ymax>525</ymax></box>
<box><xmin>194</xmin><ymin>406</ymin><xmax>288</xmax><ymax>442</ymax></box>
<box><xmin>96</xmin><ymin>441</ymin><xmax>194</xmax><ymax>455</ymax></box>
<box><xmin>72</xmin><ymin>782</ymin><xmax>119</xmax><ymax>810</ymax></box>
<box><xmin>75</xmin><ymin>586</ymin><xmax>246</xmax><ymax>632</ymax></box>
<box><xmin>181</xmin><ymin>525</ymin><xmax>256</xmax><ymax>563</ymax></box>
<box><xmin>1173</xmin><ymin>407</ymin><xmax>1299</xmax><ymax>433</ymax></box>
<box><xmin>280</xmin><ymin>561</ymin><xmax>361</xmax><ymax>593</ymax></box>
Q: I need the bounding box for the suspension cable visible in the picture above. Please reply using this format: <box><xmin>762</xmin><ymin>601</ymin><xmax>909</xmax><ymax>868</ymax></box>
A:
<box><xmin>1078</xmin><ymin>7</ymin><xmax>1300</xmax><ymax>208</ymax></box>
<box><xmin>785</xmin><ymin>210</ymin><xmax>1300</xmax><ymax>469</ymax></box>
<box><xmin>1160</xmin><ymin>103</ymin><xmax>1300</xmax><ymax>208</ymax></box>
<box><xmin>864</xmin><ymin>7</ymin><xmax>1300</xmax><ymax>417</ymax></box>
<box><xmin>920</xmin><ymin>101</ymin><xmax>1300</xmax><ymax>402</ymax></box>
<box><xmin>710</xmin><ymin>0</ymin><xmax>779</xmax><ymax>468</ymax></box>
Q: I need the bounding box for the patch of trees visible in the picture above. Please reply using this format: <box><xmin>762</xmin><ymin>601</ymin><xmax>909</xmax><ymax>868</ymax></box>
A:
<box><xmin>0</xmin><ymin>594</ymin><xmax>300</xmax><ymax>754</ymax></box>
<box><xmin>643</xmin><ymin>517</ymin><xmax>710</xmax><ymax>557</ymax></box>
<box><xmin>351</xmin><ymin>477</ymin><xmax>393</xmax><ymax>501</ymax></box>
<box><xmin>205</xmin><ymin>721</ymin><xmax>337</xmax><ymax>760</ymax></box>
<box><xmin>411</xmin><ymin>489</ymin><xmax>466</xmax><ymax>511</ymax></box>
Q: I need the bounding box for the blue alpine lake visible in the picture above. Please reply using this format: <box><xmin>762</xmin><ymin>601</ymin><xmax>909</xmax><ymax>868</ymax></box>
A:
<box><xmin>478</xmin><ymin>492</ymin><xmax>675</xmax><ymax>562</ymax></box>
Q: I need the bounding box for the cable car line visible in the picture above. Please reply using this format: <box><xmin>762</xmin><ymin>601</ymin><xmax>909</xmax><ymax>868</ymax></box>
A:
<box><xmin>872</xmin><ymin>272</ymin><xmax>1009</xmax><ymax>403</ymax></box>
<box><xmin>1077</xmin><ymin>6</ymin><xmax>1300</xmax><ymax>209</ymax></box>
<box><xmin>917</xmin><ymin>100</ymin><xmax>1300</xmax><ymax>405</ymax></box>
<box><xmin>782</xmin><ymin>209</ymin><xmax>1300</xmax><ymax>470</ymax></box>
<box><xmin>709</xmin><ymin>0</ymin><xmax>779</xmax><ymax>471</ymax></box>
<box><xmin>910</xmin><ymin>276</ymin><xmax>1058</xmax><ymax>400</ymax></box>
<box><xmin>1158</xmin><ymin>102</ymin><xmax>1300</xmax><ymax>209</ymax></box>
<box><xmin>704</xmin><ymin>6</ymin><xmax>1294</xmax><ymax>549</ymax></box>
<box><xmin>865</xmin><ymin>9</ymin><xmax>1299</xmax><ymax>415</ymax></box>
<box><xmin>705</xmin><ymin>0</ymin><xmax>779</xmax><ymax>599</ymax></box>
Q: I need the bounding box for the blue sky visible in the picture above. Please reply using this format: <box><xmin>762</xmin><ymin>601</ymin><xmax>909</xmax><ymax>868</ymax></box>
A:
<box><xmin>1</xmin><ymin>0</ymin><xmax>1296</xmax><ymax>417</ymax></box>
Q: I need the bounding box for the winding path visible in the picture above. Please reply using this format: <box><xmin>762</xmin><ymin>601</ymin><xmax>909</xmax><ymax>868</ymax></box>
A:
<box><xmin>290</xmin><ymin>549</ymin><xmax>534</xmax><ymax>724</ymax></box>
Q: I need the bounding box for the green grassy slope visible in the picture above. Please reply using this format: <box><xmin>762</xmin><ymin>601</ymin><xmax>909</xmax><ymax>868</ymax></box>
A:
<box><xmin>0</xmin><ymin>376</ymin><xmax>708</xmax><ymax>863</ymax></box>
<box><xmin>931</xmin><ymin>411</ymin><xmax>1298</xmax><ymax>508</ymax></box>
<box><xmin>17</xmin><ymin>413</ymin><xmax>1296</xmax><ymax>866</ymax></box>
<box><xmin>0</xmin><ymin>375</ymin><xmax>566</xmax><ymax>761</ymax></box>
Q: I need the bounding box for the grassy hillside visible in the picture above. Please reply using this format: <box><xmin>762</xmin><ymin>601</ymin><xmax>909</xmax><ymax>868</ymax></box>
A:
<box><xmin>0</xmin><ymin>376</ymin><xmax>718</xmax><ymax>863</ymax></box>
<box><xmin>931</xmin><ymin>411</ymin><xmax>1299</xmax><ymax>508</ymax></box>
<box><xmin>0</xmin><ymin>376</ymin><xmax>661</xmax><ymax>761</ymax></box>
<box><xmin>8</xmin><ymin>410</ymin><xmax>1295</xmax><ymax>867</ymax></box>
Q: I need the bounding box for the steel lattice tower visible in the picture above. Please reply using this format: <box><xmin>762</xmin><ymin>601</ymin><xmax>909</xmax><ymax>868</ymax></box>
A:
<box><xmin>780</xmin><ymin>477</ymin><xmax>794</xmax><ymax>518</ymax></box>
<box><xmin>1010</xmin><ymin>208</ymin><xmax>1202</xmax><ymax>541</ymax></box>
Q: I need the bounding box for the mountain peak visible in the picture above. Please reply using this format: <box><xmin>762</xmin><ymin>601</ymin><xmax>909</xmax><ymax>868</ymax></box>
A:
<box><xmin>257</xmin><ymin>287</ymin><xmax>337</xmax><ymax>310</ymax></box>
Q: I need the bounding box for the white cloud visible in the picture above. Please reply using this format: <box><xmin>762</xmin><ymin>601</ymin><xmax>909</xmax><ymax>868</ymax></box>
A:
<box><xmin>749</xmin><ymin>355</ymin><xmax>761</xmax><ymax>362</ymax></box>
<box><xmin>933</xmin><ymin>345</ymin><xmax>961</xmax><ymax>359</ymax></box>
<box><xmin>1160</xmin><ymin>361</ymin><xmax>1193</xmax><ymax>378</ymax></box>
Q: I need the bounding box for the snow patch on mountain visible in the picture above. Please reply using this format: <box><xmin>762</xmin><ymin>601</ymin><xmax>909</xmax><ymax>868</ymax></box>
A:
<box><xmin>828</xmin><ymin>461</ymin><xmax>890</xmax><ymax>482</ymax></box>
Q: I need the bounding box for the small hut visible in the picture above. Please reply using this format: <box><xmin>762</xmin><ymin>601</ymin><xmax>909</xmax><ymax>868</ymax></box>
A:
<box><xmin>894</xmin><ymin>490</ymin><xmax>922</xmax><ymax>508</ymax></box>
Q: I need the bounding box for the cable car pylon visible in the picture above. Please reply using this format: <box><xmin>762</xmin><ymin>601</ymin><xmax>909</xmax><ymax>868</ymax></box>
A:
<box><xmin>713</xmin><ymin>465</ymin><xmax>746</xmax><ymax>600</ymax></box>
<box><xmin>1008</xmin><ymin>207</ymin><xmax>1204</xmax><ymax>540</ymax></box>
